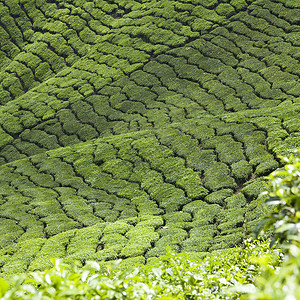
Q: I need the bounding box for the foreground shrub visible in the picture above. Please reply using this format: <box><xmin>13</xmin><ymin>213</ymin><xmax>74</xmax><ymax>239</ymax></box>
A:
<box><xmin>0</xmin><ymin>241</ymin><xmax>281</xmax><ymax>300</ymax></box>
<box><xmin>244</xmin><ymin>151</ymin><xmax>300</xmax><ymax>299</ymax></box>
<box><xmin>243</xmin><ymin>244</ymin><xmax>300</xmax><ymax>300</ymax></box>
<box><xmin>256</xmin><ymin>152</ymin><xmax>300</xmax><ymax>247</ymax></box>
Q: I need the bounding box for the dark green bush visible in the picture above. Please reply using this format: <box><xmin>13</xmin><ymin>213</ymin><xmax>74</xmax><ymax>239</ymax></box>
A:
<box><xmin>232</xmin><ymin>160</ymin><xmax>253</xmax><ymax>182</ymax></box>
<box><xmin>242</xmin><ymin>179</ymin><xmax>267</xmax><ymax>202</ymax></box>
<box><xmin>205</xmin><ymin>189</ymin><xmax>234</xmax><ymax>205</ymax></box>
<box><xmin>203</xmin><ymin>162</ymin><xmax>237</xmax><ymax>191</ymax></box>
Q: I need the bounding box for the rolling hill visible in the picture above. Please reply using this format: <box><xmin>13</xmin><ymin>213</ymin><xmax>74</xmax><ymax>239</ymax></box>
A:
<box><xmin>0</xmin><ymin>0</ymin><xmax>300</xmax><ymax>275</ymax></box>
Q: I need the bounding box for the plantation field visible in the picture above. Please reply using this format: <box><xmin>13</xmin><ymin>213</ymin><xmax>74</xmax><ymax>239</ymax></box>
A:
<box><xmin>0</xmin><ymin>0</ymin><xmax>300</xmax><ymax>276</ymax></box>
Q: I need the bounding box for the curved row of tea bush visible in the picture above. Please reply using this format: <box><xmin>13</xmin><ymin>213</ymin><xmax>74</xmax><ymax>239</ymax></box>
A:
<box><xmin>1</xmin><ymin>105</ymin><xmax>300</xmax><ymax>275</ymax></box>
<box><xmin>0</xmin><ymin>0</ymin><xmax>300</xmax><ymax>279</ymax></box>
<box><xmin>4</xmin><ymin>151</ymin><xmax>300</xmax><ymax>299</ymax></box>
<box><xmin>0</xmin><ymin>0</ymin><xmax>300</xmax><ymax>165</ymax></box>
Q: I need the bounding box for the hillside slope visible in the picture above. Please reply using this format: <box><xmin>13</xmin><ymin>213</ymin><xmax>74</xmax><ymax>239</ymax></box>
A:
<box><xmin>0</xmin><ymin>0</ymin><xmax>300</xmax><ymax>275</ymax></box>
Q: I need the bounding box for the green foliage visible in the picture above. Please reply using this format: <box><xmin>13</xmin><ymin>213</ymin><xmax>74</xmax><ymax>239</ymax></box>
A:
<box><xmin>231</xmin><ymin>160</ymin><xmax>253</xmax><ymax>182</ymax></box>
<box><xmin>0</xmin><ymin>240</ymin><xmax>282</xmax><ymax>299</ymax></box>
<box><xmin>243</xmin><ymin>244</ymin><xmax>300</xmax><ymax>300</ymax></box>
<box><xmin>0</xmin><ymin>0</ymin><xmax>299</xmax><ymax>285</ymax></box>
<box><xmin>203</xmin><ymin>162</ymin><xmax>237</xmax><ymax>191</ymax></box>
<box><xmin>256</xmin><ymin>152</ymin><xmax>300</xmax><ymax>246</ymax></box>
<box><xmin>240</xmin><ymin>152</ymin><xmax>300</xmax><ymax>299</ymax></box>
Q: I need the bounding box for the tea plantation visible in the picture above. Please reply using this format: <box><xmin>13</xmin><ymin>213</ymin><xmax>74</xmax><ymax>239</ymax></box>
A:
<box><xmin>0</xmin><ymin>0</ymin><xmax>300</xmax><ymax>277</ymax></box>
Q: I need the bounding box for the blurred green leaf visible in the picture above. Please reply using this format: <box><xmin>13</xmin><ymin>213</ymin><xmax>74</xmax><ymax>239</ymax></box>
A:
<box><xmin>0</xmin><ymin>279</ymin><xmax>9</xmax><ymax>297</ymax></box>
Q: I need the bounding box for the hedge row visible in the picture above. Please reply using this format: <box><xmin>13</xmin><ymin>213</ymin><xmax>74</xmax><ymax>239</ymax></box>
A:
<box><xmin>0</xmin><ymin>118</ymin><xmax>280</xmax><ymax>275</ymax></box>
<box><xmin>0</xmin><ymin>0</ymin><xmax>299</xmax><ymax>165</ymax></box>
<box><xmin>0</xmin><ymin>0</ymin><xmax>299</xmax><ymax>277</ymax></box>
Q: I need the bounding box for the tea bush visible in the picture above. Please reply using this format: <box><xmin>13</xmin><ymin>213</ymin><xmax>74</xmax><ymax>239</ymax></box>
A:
<box><xmin>0</xmin><ymin>0</ymin><xmax>300</xmax><ymax>290</ymax></box>
<box><xmin>242</xmin><ymin>151</ymin><xmax>300</xmax><ymax>299</ymax></box>
<box><xmin>1</xmin><ymin>152</ymin><xmax>294</xmax><ymax>298</ymax></box>
<box><xmin>256</xmin><ymin>152</ymin><xmax>300</xmax><ymax>246</ymax></box>
<box><xmin>0</xmin><ymin>240</ymin><xmax>282</xmax><ymax>300</ymax></box>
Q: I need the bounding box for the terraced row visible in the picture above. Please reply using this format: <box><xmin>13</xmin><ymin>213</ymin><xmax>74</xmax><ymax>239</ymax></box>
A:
<box><xmin>0</xmin><ymin>0</ymin><xmax>228</xmax><ymax>104</ymax></box>
<box><xmin>2</xmin><ymin>110</ymin><xmax>297</xmax><ymax>275</ymax></box>
<box><xmin>0</xmin><ymin>0</ymin><xmax>300</xmax><ymax>276</ymax></box>
<box><xmin>0</xmin><ymin>0</ymin><xmax>300</xmax><ymax>167</ymax></box>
